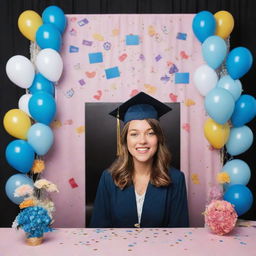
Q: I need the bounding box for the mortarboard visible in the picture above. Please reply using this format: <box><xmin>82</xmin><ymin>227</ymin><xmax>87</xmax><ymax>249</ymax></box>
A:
<box><xmin>109</xmin><ymin>92</ymin><xmax>172</xmax><ymax>155</ymax></box>
<box><xmin>109</xmin><ymin>92</ymin><xmax>172</xmax><ymax>123</ymax></box>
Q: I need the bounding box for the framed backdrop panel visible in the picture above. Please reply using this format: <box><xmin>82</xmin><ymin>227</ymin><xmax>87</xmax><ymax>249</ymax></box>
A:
<box><xmin>42</xmin><ymin>14</ymin><xmax>222</xmax><ymax>227</ymax></box>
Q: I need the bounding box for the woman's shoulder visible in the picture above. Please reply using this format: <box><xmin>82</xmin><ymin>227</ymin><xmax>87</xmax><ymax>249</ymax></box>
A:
<box><xmin>100</xmin><ymin>169</ymin><xmax>115</xmax><ymax>186</ymax></box>
<box><xmin>168</xmin><ymin>167</ymin><xmax>185</xmax><ymax>183</ymax></box>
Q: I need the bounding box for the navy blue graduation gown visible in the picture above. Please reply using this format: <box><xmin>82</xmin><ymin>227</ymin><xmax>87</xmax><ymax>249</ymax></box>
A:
<box><xmin>89</xmin><ymin>167</ymin><xmax>189</xmax><ymax>228</ymax></box>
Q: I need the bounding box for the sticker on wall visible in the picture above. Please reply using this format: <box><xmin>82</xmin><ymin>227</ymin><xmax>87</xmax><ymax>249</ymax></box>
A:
<box><xmin>105</xmin><ymin>67</ymin><xmax>120</xmax><ymax>79</ymax></box>
<box><xmin>175</xmin><ymin>72</ymin><xmax>190</xmax><ymax>84</ymax></box>
<box><xmin>126</xmin><ymin>35</ymin><xmax>140</xmax><ymax>45</ymax></box>
<box><xmin>89</xmin><ymin>52</ymin><xmax>103</xmax><ymax>64</ymax></box>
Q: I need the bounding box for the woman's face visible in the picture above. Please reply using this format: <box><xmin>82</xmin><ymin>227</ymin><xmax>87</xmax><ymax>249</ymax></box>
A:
<box><xmin>127</xmin><ymin>119</ymin><xmax>158</xmax><ymax>165</ymax></box>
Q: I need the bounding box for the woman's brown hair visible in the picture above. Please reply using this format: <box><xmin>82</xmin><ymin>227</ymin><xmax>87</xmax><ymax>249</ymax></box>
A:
<box><xmin>109</xmin><ymin>119</ymin><xmax>171</xmax><ymax>189</ymax></box>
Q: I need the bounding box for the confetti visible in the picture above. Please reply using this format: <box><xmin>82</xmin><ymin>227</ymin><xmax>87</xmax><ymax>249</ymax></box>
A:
<box><xmin>93</xmin><ymin>90</ymin><xmax>102</xmax><ymax>100</ymax></box>
<box><xmin>191</xmin><ymin>173</ymin><xmax>200</xmax><ymax>185</ymax></box>
<box><xmin>82</xmin><ymin>40</ymin><xmax>93</xmax><ymax>46</ymax></box>
<box><xmin>184</xmin><ymin>99</ymin><xmax>195</xmax><ymax>106</ymax></box>
<box><xmin>78</xmin><ymin>79</ymin><xmax>86</xmax><ymax>86</ymax></box>
<box><xmin>105</xmin><ymin>67</ymin><xmax>120</xmax><ymax>79</ymax></box>
<box><xmin>69</xmin><ymin>178</ymin><xmax>78</xmax><ymax>188</ymax></box>
<box><xmin>176</xmin><ymin>32</ymin><xmax>187</xmax><ymax>40</ymax></box>
<box><xmin>126</xmin><ymin>35</ymin><xmax>140</xmax><ymax>45</ymax></box>
<box><xmin>76</xmin><ymin>126</ymin><xmax>85</xmax><ymax>134</ymax></box>
<box><xmin>103</xmin><ymin>42</ymin><xmax>111</xmax><ymax>50</ymax></box>
<box><xmin>69</xmin><ymin>45</ymin><xmax>79</xmax><ymax>53</ymax></box>
<box><xmin>169</xmin><ymin>93</ymin><xmax>178</xmax><ymax>102</ymax></box>
<box><xmin>93</xmin><ymin>33</ymin><xmax>104</xmax><ymax>41</ymax></box>
<box><xmin>64</xmin><ymin>88</ymin><xmax>74</xmax><ymax>98</ymax></box>
<box><xmin>119</xmin><ymin>53</ymin><xmax>128</xmax><ymax>62</ymax></box>
<box><xmin>175</xmin><ymin>73</ymin><xmax>190</xmax><ymax>84</ymax></box>
<box><xmin>88</xmin><ymin>52</ymin><xmax>103</xmax><ymax>64</ymax></box>
<box><xmin>77</xmin><ymin>18</ymin><xmax>89</xmax><ymax>26</ymax></box>
<box><xmin>155</xmin><ymin>54</ymin><xmax>162</xmax><ymax>62</ymax></box>
<box><xmin>85</xmin><ymin>71</ymin><xmax>96</xmax><ymax>78</ymax></box>
<box><xmin>169</xmin><ymin>64</ymin><xmax>179</xmax><ymax>74</ymax></box>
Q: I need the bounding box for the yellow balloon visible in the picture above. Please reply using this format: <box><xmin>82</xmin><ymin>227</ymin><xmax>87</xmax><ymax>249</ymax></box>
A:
<box><xmin>214</xmin><ymin>11</ymin><xmax>234</xmax><ymax>39</ymax></box>
<box><xmin>3</xmin><ymin>109</ymin><xmax>31</xmax><ymax>139</ymax></box>
<box><xmin>18</xmin><ymin>10</ymin><xmax>43</xmax><ymax>41</ymax></box>
<box><xmin>204</xmin><ymin>118</ymin><xmax>230</xmax><ymax>149</ymax></box>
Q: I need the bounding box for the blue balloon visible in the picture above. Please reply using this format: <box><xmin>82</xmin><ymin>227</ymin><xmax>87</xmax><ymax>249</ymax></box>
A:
<box><xmin>231</xmin><ymin>94</ymin><xmax>256</xmax><ymax>127</ymax></box>
<box><xmin>36</xmin><ymin>24</ymin><xmax>62</xmax><ymax>52</ymax></box>
<box><xmin>216</xmin><ymin>75</ymin><xmax>242</xmax><ymax>101</ymax></box>
<box><xmin>29</xmin><ymin>73</ymin><xmax>55</xmax><ymax>96</ymax></box>
<box><xmin>27</xmin><ymin>123</ymin><xmax>54</xmax><ymax>156</ymax></box>
<box><xmin>205</xmin><ymin>87</ymin><xmax>235</xmax><ymax>124</ymax></box>
<box><xmin>226</xmin><ymin>126</ymin><xmax>254</xmax><ymax>156</ymax></box>
<box><xmin>192</xmin><ymin>11</ymin><xmax>216</xmax><ymax>43</ymax></box>
<box><xmin>29</xmin><ymin>92</ymin><xmax>56</xmax><ymax>125</ymax></box>
<box><xmin>5</xmin><ymin>174</ymin><xmax>34</xmax><ymax>205</ymax></box>
<box><xmin>42</xmin><ymin>5</ymin><xmax>67</xmax><ymax>34</ymax></box>
<box><xmin>5</xmin><ymin>140</ymin><xmax>35</xmax><ymax>173</ymax></box>
<box><xmin>202</xmin><ymin>36</ymin><xmax>227</xmax><ymax>69</ymax></box>
<box><xmin>222</xmin><ymin>159</ymin><xmax>251</xmax><ymax>189</ymax></box>
<box><xmin>226</xmin><ymin>47</ymin><xmax>253</xmax><ymax>79</ymax></box>
<box><xmin>224</xmin><ymin>184</ymin><xmax>253</xmax><ymax>216</ymax></box>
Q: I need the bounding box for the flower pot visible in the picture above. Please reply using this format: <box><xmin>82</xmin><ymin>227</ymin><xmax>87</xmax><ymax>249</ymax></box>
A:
<box><xmin>26</xmin><ymin>236</ymin><xmax>43</xmax><ymax>246</ymax></box>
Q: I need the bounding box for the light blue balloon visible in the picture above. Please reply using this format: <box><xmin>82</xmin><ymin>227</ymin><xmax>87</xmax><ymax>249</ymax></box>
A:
<box><xmin>226</xmin><ymin>126</ymin><xmax>254</xmax><ymax>156</ymax></box>
<box><xmin>27</xmin><ymin>123</ymin><xmax>54</xmax><ymax>156</ymax></box>
<box><xmin>202</xmin><ymin>36</ymin><xmax>227</xmax><ymax>69</ymax></box>
<box><xmin>5</xmin><ymin>174</ymin><xmax>34</xmax><ymax>205</ymax></box>
<box><xmin>205</xmin><ymin>87</ymin><xmax>235</xmax><ymax>124</ymax></box>
<box><xmin>5</xmin><ymin>140</ymin><xmax>35</xmax><ymax>173</ymax></box>
<box><xmin>36</xmin><ymin>24</ymin><xmax>62</xmax><ymax>52</ymax></box>
<box><xmin>29</xmin><ymin>73</ymin><xmax>55</xmax><ymax>96</ymax></box>
<box><xmin>222</xmin><ymin>159</ymin><xmax>251</xmax><ymax>189</ymax></box>
<box><xmin>29</xmin><ymin>92</ymin><xmax>56</xmax><ymax>125</ymax></box>
<box><xmin>224</xmin><ymin>184</ymin><xmax>253</xmax><ymax>216</ymax></box>
<box><xmin>231</xmin><ymin>94</ymin><xmax>256</xmax><ymax>127</ymax></box>
<box><xmin>226</xmin><ymin>47</ymin><xmax>253</xmax><ymax>80</ymax></box>
<box><xmin>192</xmin><ymin>11</ymin><xmax>216</xmax><ymax>43</ymax></box>
<box><xmin>42</xmin><ymin>5</ymin><xmax>67</xmax><ymax>34</ymax></box>
<box><xmin>216</xmin><ymin>75</ymin><xmax>242</xmax><ymax>101</ymax></box>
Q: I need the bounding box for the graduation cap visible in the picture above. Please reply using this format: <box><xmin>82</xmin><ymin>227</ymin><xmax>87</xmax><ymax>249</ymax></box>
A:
<box><xmin>109</xmin><ymin>92</ymin><xmax>172</xmax><ymax>155</ymax></box>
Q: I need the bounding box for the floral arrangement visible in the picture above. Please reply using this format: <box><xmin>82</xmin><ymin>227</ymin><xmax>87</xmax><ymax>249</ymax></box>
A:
<box><xmin>12</xmin><ymin>175</ymin><xmax>58</xmax><ymax>245</ymax></box>
<box><xmin>204</xmin><ymin>200</ymin><xmax>238</xmax><ymax>235</ymax></box>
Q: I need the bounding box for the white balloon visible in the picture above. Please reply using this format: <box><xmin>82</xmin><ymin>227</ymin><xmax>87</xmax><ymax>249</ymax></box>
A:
<box><xmin>18</xmin><ymin>94</ymin><xmax>32</xmax><ymax>117</ymax></box>
<box><xmin>193</xmin><ymin>64</ymin><xmax>218</xmax><ymax>96</ymax></box>
<box><xmin>35</xmin><ymin>48</ymin><xmax>63</xmax><ymax>82</ymax></box>
<box><xmin>6</xmin><ymin>55</ymin><xmax>35</xmax><ymax>88</ymax></box>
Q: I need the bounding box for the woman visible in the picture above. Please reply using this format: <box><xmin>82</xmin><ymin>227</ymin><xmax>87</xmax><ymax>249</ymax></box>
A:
<box><xmin>90</xmin><ymin>92</ymin><xmax>189</xmax><ymax>228</ymax></box>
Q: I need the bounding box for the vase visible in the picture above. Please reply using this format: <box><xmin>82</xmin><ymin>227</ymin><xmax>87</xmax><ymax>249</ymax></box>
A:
<box><xmin>26</xmin><ymin>236</ymin><xmax>43</xmax><ymax>246</ymax></box>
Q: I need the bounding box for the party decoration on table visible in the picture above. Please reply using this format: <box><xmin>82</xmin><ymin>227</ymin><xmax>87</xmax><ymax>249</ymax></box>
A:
<box><xmin>193</xmin><ymin>10</ymin><xmax>254</xmax><ymax>229</ymax></box>
<box><xmin>204</xmin><ymin>200</ymin><xmax>238</xmax><ymax>235</ymax></box>
<box><xmin>4</xmin><ymin>5</ymin><xmax>66</xmax><ymax>246</ymax></box>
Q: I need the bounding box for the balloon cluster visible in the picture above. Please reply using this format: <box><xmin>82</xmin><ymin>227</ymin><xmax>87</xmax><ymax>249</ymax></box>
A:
<box><xmin>192</xmin><ymin>11</ymin><xmax>254</xmax><ymax>217</ymax></box>
<box><xmin>3</xmin><ymin>6</ymin><xmax>66</xmax><ymax>205</ymax></box>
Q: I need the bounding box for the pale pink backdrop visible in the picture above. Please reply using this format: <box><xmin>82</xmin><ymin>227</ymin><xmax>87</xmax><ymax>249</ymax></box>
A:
<box><xmin>44</xmin><ymin>14</ymin><xmax>222</xmax><ymax>227</ymax></box>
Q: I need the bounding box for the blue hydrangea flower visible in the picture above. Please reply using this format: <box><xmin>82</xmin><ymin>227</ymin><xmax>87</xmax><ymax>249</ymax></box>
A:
<box><xmin>17</xmin><ymin>206</ymin><xmax>53</xmax><ymax>238</ymax></box>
